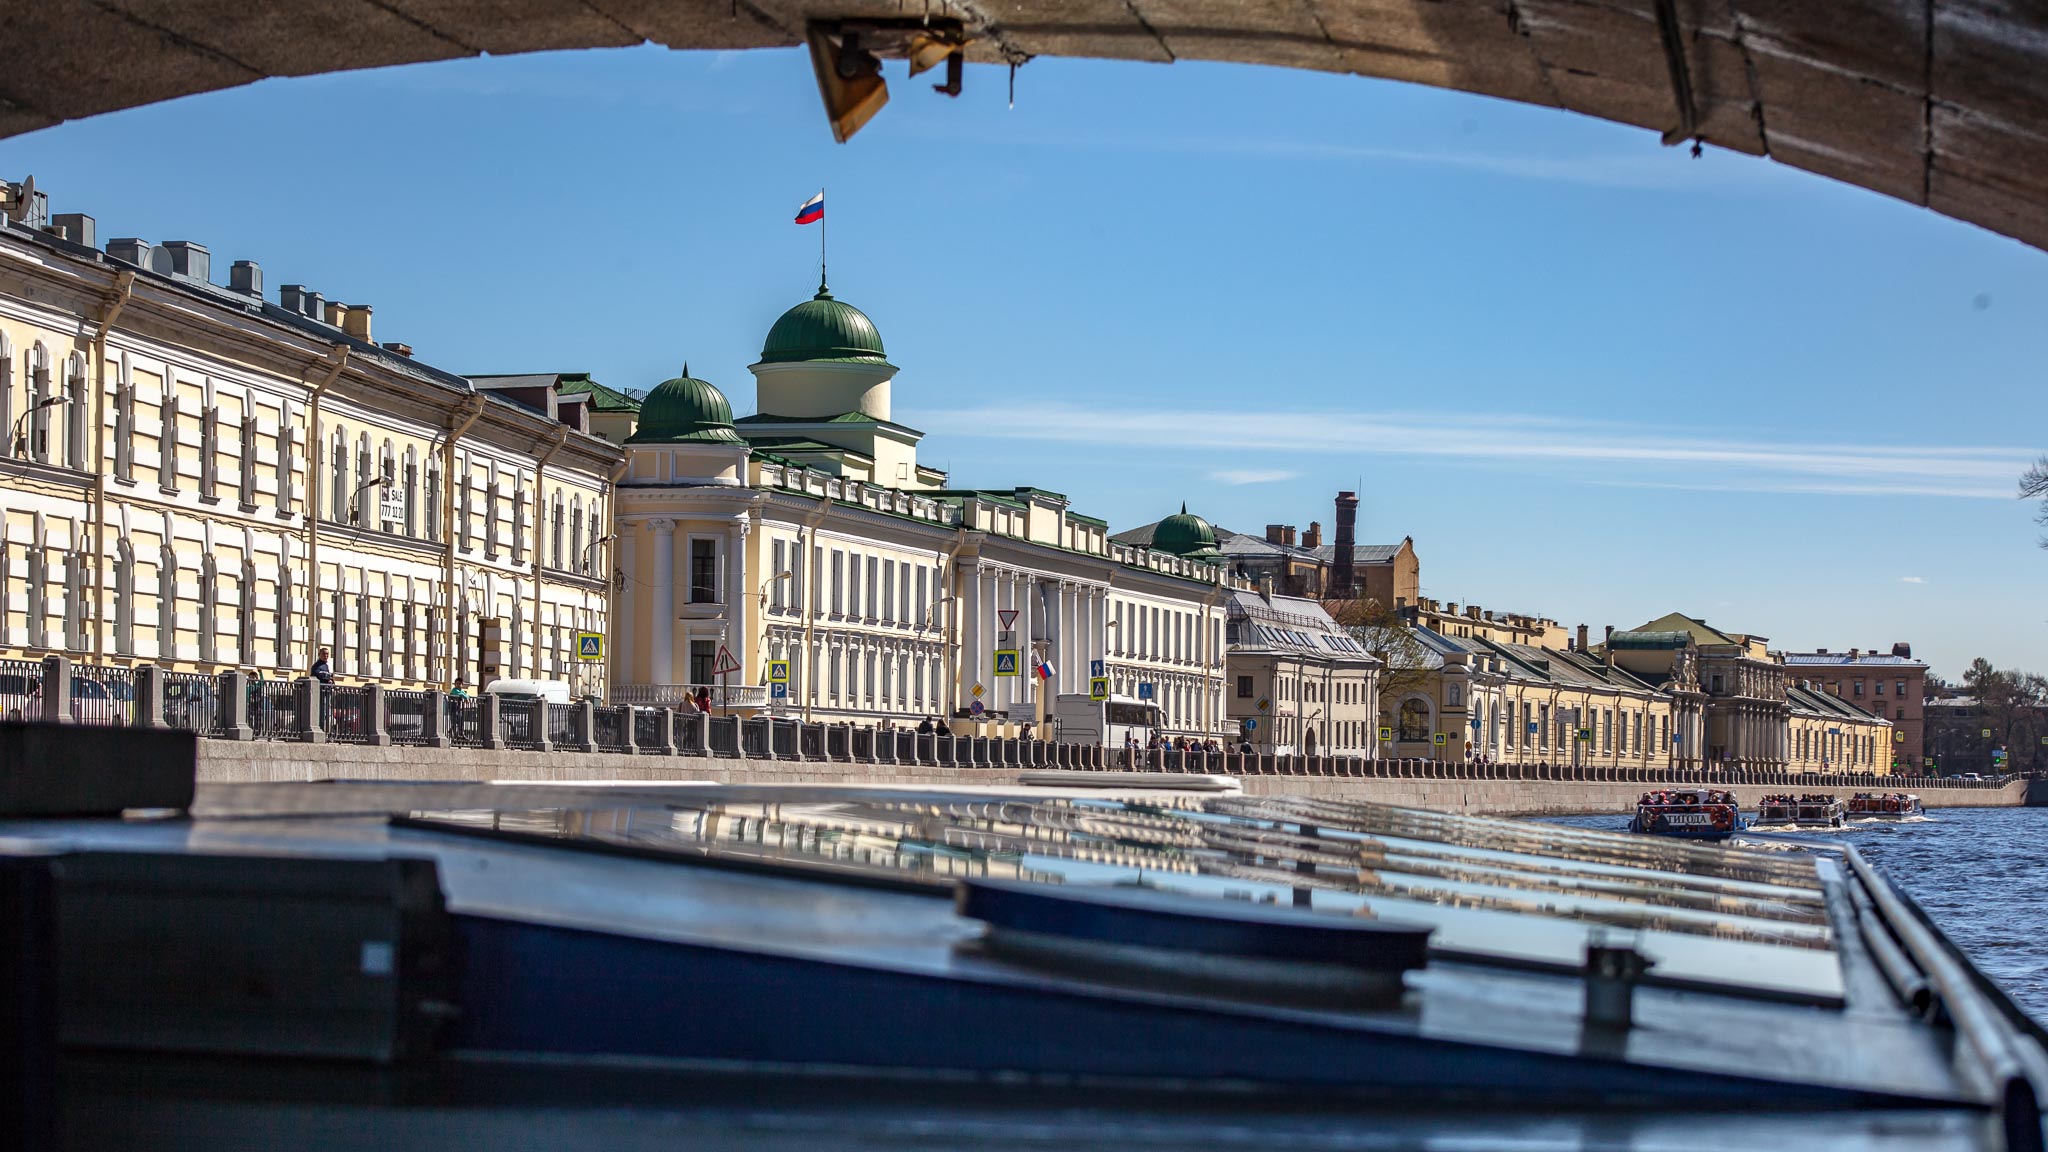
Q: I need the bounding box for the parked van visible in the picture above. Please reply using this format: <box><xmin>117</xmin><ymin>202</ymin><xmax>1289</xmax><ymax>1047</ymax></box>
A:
<box><xmin>483</xmin><ymin>679</ymin><xmax>574</xmax><ymax>705</ymax></box>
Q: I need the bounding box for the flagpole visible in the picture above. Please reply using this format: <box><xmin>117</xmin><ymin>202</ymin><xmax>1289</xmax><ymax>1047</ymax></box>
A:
<box><xmin>819</xmin><ymin>185</ymin><xmax>827</xmax><ymax>291</ymax></box>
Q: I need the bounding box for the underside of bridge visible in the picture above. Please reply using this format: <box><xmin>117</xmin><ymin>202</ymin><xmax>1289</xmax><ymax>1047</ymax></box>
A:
<box><xmin>3</xmin><ymin>2</ymin><xmax>2044</xmax><ymax>251</ymax></box>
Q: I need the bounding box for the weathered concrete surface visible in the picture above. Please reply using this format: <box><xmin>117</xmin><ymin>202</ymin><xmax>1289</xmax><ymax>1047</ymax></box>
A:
<box><xmin>197</xmin><ymin>741</ymin><xmax>2028</xmax><ymax>815</ymax></box>
<box><xmin>3</xmin><ymin>3</ymin><xmax>2045</xmax><ymax>254</ymax></box>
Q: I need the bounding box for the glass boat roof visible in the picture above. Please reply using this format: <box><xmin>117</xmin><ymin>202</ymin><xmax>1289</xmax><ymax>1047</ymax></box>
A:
<box><xmin>407</xmin><ymin>792</ymin><xmax>1842</xmax><ymax>1002</ymax></box>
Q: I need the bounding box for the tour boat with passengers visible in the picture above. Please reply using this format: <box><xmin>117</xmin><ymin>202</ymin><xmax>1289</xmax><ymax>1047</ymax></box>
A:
<box><xmin>1758</xmin><ymin>793</ymin><xmax>1849</xmax><ymax>829</ymax></box>
<box><xmin>1629</xmin><ymin>788</ymin><xmax>1746</xmax><ymax>841</ymax></box>
<box><xmin>1847</xmin><ymin>791</ymin><xmax>1925</xmax><ymax>819</ymax></box>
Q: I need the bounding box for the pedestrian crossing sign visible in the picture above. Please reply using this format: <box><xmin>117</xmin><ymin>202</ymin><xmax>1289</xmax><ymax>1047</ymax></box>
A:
<box><xmin>1089</xmin><ymin>676</ymin><xmax>1109</xmax><ymax>701</ymax></box>
<box><xmin>994</xmin><ymin>649</ymin><xmax>1020</xmax><ymax>677</ymax></box>
<box><xmin>1577</xmin><ymin>728</ymin><xmax>1592</xmax><ymax>742</ymax></box>
<box><xmin>768</xmin><ymin>660</ymin><xmax>790</xmax><ymax>683</ymax></box>
<box><xmin>1432</xmin><ymin>733</ymin><xmax>1447</xmax><ymax>746</ymax></box>
<box><xmin>575</xmin><ymin>632</ymin><xmax>604</xmax><ymax>661</ymax></box>
<box><xmin>1378</xmin><ymin>726</ymin><xmax>1392</xmax><ymax>741</ymax></box>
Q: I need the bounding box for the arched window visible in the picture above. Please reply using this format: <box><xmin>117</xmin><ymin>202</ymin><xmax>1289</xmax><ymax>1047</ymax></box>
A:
<box><xmin>197</xmin><ymin>378</ymin><xmax>217</xmax><ymax>496</ymax></box>
<box><xmin>330</xmin><ymin>427</ymin><xmax>348</xmax><ymax>521</ymax></box>
<box><xmin>113</xmin><ymin>538</ymin><xmax>135</xmax><ymax>655</ymax></box>
<box><xmin>112</xmin><ymin>356</ymin><xmax>134</xmax><ymax>481</ymax></box>
<box><xmin>198</xmin><ymin>554</ymin><xmax>217</xmax><ymax>662</ymax></box>
<box><xmin>568</xmin><ymin>496</ymin><xmax>583</xmax><ymax>574</ymax></box>
<box><xmin>379</xmin><ymin>440</ymin><xmax>396</xmax><ymax>530</ymax></box>
<box><xmin>238</xmin><ymin>412</ymin><xmax>258</xmax><ymax>506</ymax></box>
<box><xmin>276</xmin><ymin>401</ymin><xmax>295</xmax><ymax>513</ymax></box>
<box><xmin>63</xmin><ymin>548</ymin><xmax>84</xmax><ymax>650</ymax></box>
<box><xmin>65</xmin><ymin>355</ymin><xmax>87</xmax><ymax>469</ymax></box>
<box><xmin>511</xmin><ymin>481</ymin><xmax>527</xmax><ymax>564</ymax></box>
<box><xmin>275</xmin><ymin>549</ymin><xmax>294</xmax><ymax>671</ymax></box>
<box><xmin>355</xmin><ymin>433</ymin><xmax>371</xmax><ymax>526</ymax></box>
<box><xmin>550</xmin><ymin>493</ymin><xmax>564</xmax><ymax>569</ymax></box>
<box><xmin>156</xmin><ymin>547</ymin><xmax>176</xmax><ymax>660</ymax></box>
<box><xmin>1398</xmin><ymin>697</ymin><xmax>1432</xmax><ymax>743</ymax></box>
<box><xmin>0</xmin><ymin>332</ymin><xmax>13</xmax><ymax>450</ymax></box>
<box><xmin>424</xmin><ymin>458</ymin><xmax>441</xmax><ymax>542</ymax></box>
<box><xmin>403</xmin><ymin>447</ymin><xmax>418</xmax><ymax>537</ymax></box>
<box><xmin>157</xmin><ymin>380</ymin><xmax>179</xmax><ymax>490</ymax></box>
<box><xmin>26</xmin><ymin>344</ymin><xmax>50</xmax><ymax>462</ymax></box>
<box><xmin>588</xmin><ymin>508</ymin><xmax>603</xmax><ymax>575</ymax></box>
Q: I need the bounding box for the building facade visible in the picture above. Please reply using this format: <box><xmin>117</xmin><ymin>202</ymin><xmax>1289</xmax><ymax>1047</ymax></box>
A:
<box><xmin>609</xmin><ymin>280</ymin><xmax>1233</xmax><ymax>738</ymax></box>
<box><xmin>1224</xmin><ymin>587</ymin><xmax>1381</xmax><ymax>756</ymax></box>
<box><xmin>0</xmin><ymin>185</ymin><xmax>617</xmax><ymax>696</ymax></box>
<box><xmin>1781</xmin><ymin>645</ymin><xmax>1927</xmax><ymax>770</ymax></box>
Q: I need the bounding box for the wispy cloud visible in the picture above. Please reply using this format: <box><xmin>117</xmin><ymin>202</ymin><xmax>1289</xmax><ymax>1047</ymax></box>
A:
<box><xmin>1214</xmin><ymin>468</ymin><xmax>1299</xmax><ymax>485</ymax></box>
<box><xmin>918</xmin><ymin>403</ymin><xmax>2031</xmax><ymax>499</ymax></box>
<box><xmin>1900</xmin><ymin>576</ymin><xmax>1928</xmax><ymax>584</ymax></box>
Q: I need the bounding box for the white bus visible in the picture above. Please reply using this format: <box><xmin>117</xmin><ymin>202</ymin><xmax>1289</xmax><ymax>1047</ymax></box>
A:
<box><xmin>1051</xmin><ymin>692</ymin><xmax>1163</xmax><ymax>748</ymax></box>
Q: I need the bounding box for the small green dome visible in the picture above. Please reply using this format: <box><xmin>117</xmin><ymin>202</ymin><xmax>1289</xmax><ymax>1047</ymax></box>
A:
<box><xmin>1152</xmin><ymin>504</ymin><xmax>1219</xmax><ymax>558</ymax></box>
<box><xmin>757</xmin><ymin>281</ymin><xmax>890</xmax><ymax>366</ymax></box>
<box><xmin>626</xmin><ymin>367</ymin><xmax>746</xmax><ymax>444</ymax></box>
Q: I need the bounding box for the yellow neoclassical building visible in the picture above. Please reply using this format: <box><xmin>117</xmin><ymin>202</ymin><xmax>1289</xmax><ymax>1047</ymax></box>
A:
<box><xmin>608</xmin><ymin>279</ymin><xmax>1235</xmax><ymax>737</ymax></box>
<box><xmin>0</xmin><ymin>183</ymin><xmax>618</xmax><ymax>692</ymax></box>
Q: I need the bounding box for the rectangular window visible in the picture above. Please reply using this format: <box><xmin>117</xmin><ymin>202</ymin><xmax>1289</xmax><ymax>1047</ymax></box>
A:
<box><xmin>688</xmin><ymin>539</ymin><xmax>719</xmax><ymax>604</ymax></box>
<box><xmin>831</xmin><ymin>551</ymin><xmax>844</xmax><ymax>616</ymax></box>
<box><xmin>915</xmin><ymin>566</ymin><xmax>927</xmax><ymax>625</ymax></box>
<box><xmin>276</xmin><ymin>406</ymin><xmax>294</xmax><ymax>513</ymax></box>
<box><xmin>772</xmin><ymin>540</ymin><xmax>787</xmax><ymax>610</ymax></box>
<box><xmin>238</xmin><ymin>415</ymin><xmax>257</xmax><ymax>506</ymax></box>
<box><xmin>790</xmin><ymin>543</ymin><xmax>804</xmax><ymax>611</ymax></box>
<box><xmin>1854</xmin><ymin>680</ymin><xmax>1864</xmax><ymax>697</ymax></box>
<box><xmin>689</xmin><ymin>640</ymin><xmax>715</xmax><ymax>687</ymax></box>
<box><xmin>1539</xmin><ymin>704</ymin><xmax>1549</xmax><ymax>751</ymax></box>
<box><xmin>881</xmin><ymin>559</ymin><xmax>894</xmax><ymax>623</ymax></box>
<box><xmin>846</xmin><ymin>551</ymin><xmax>859</xmax><ymax>616</ymax></box>
<box><xmin>865</xmin><ymin>556</ymin><xmax>878</xmax><ymax>618</ymax></box>
<box><xmin>1236</xmin><ymin>675</ymin><xmax>1253</xmax><ymax>698</ymax></box>
<box><xmin>159</xmin><ymin>393</ymin><xmax>180</xmax><ymax>491</ymax></box>
<box><xmin>1875</xmin><ymin>679</ymin><xmax>1885</xmax><ymax>696</ymax></box>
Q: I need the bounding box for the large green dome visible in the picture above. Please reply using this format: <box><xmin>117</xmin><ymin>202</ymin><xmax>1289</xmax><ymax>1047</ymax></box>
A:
<box><xmin>757</xmin><ymin>281</ymin><xmax>891</xmax><ymax>366</ymax></box>
<box><xmin>625</xmin><ymin>368</ymin><xmax>745</xmax><ymax>444</ymax></box>
<box><xmin>1152</xmin><ymin>504</ymin><xmax>1220</xmax><ymax>559</ymax></box>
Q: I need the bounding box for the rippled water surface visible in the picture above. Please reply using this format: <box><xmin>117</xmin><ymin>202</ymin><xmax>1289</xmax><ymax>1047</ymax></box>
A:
<box><xmin>1548</xmin><ymin>806</ymin><xmax>2048</xmax><ymax>1020</ymax></box>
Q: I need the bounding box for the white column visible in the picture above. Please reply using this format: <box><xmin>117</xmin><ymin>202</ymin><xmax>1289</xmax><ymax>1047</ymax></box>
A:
<box><xmin>725</xmin><ymin>520</ymin><xmax>750</xmax><ymax>684</ymax></box>
<box><xmin>614</xmin><ymin>529</ymin><xmax>637</xmax><ymax>685</ymax></box>
<box><xmin>648</xmin><ymin>518</ymin><xmax>675</xmax><ymax>684</ymax></box>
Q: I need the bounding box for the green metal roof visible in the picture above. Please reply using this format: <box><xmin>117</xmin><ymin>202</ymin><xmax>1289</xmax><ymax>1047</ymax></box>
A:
<box><xmin>553</xmin><ymin>372</ymin><xmax>641</xmax><ymax>413</ymax></box>
<box><xmin>756</xmin><ymin>282</ymin><xmax>892</xmax><ymax>367</ymax></box>
<box><xmin>1151</xmin><ymin>504</ymin><xmax>1221</xmax><ymax>560</ymax></box>
<box><xmin>1607</xmin><ymin>630</ymin><xmax>1693</xmax><ymax>650</ymax></box>
<box><xmin>624</xmin><ymin>369</ymin><xmax>745</xmax><ymax>445</ymax></box>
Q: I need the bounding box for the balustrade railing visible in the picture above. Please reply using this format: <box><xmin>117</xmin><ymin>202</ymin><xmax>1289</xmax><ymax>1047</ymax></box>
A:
<box><xmin>325</xmin><ymin>685</ymin><xmax>372</xmax><ymax>744</ymax></box>
<box><xmin>161</xmin><ymin>671</ymin><xmax>221</xmax><ymax>734</ymax></box>
<box><xmin>593</xmin><ymin>705</ymin><xmax>631</xmax><ymax>753</ymax></box>
<box><xmin>633</xmin><ymin>707</ymin><xmax>666</xmax><ymax>752</ymax></box>
<box><xmin>386</xmin><ymin>689</ymin><xmax>436</xmax><ymax>746</ymax></box>
<box><xmin>546</xmin><ymin>703</ymin><xmax>579</xmax><ymax>748</ymax></box>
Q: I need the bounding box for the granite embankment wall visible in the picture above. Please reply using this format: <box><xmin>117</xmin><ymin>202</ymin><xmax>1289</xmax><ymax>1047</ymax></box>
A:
<box><xmin>196</xmin><ymin>742</ymin><xmax>2030</xmax><ymax>816</ymax></box>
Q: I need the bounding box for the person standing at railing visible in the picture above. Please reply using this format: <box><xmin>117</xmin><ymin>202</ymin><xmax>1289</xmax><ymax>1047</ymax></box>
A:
<box><xmin>310</xmin><ymin>647</ymin><xmax>334</xmax><ymax>730</ymax></box>
<box><xmin>694</xmin><ymin>685</ymin><xmax>711</xmax><ymax>715</ymax></box>
<box><xmin>448</xmin><ymin>679</ymin><xmax>470</xmax><ymax>702</ymax></box>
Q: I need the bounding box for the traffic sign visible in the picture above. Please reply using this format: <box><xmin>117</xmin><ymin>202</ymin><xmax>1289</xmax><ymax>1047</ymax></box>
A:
<box><xmin>768</xmin><ymin>659</ymin><xmax>790</xmax><ymax>683</ymax></box>
<box><xmin>971</xmin><ymin>682</ymin><xmax>985</xmax><ymax>698</ymax></box>
<box><xmin>994</xmin><ymin>650</ymin><xmax>1020</xmax><ymax>677</ymax></box>
<box><xmin>1894</xmin><ymin>730</ymin><xmax>1905</xmax><ymax>742</ymax></box>
<box><xmin>1256</xmin><ymin>696</ymin><xmax>1270</xmax><ymax>712</ymax></box>
<box><xmin>999</xmin><ymin>609</ymin><xmax>1019</xmax><ymax>630</ymax></box>
<box><xmin>1378</xmin><ymin>726</ymin><xmax>1392</xmax><ymax>741</ymax></box>
<box><xmin>1982</xmin><ymin>728</ymin><xmax>1993</xmax><ymax>738</ymax></box>
<box><xmin>1089</xmin><ymin>658</ymin><xmax>1105</xmax><ymax>679</ymax></box>
<box><xmin>970</xmin><ymin>700</ymin><xmax>985</xmax><ymax>716</ymax></box>
<box><xmin>1527</xmin><ymin>722</ymin><xmax>1538</xmax><ymax>734</ymax></box>
<box><xmin>575</xmin><ymin>632</ymin><xmax>605</xmax><ymax>661</ymax></box>
<box><xmin>1432</xmin><ymin>733</ymin><xmax>1447</xmax><ymax>746</ymax></box>
<box><xmin>1245</xmin><ymin>718</ymin><xmax>1259</xmax><ymax>732</ymax></box>
<box><xmin>1137</xmin><ymin>682</ymin><xmax>1155</xmax><ymax>700</ymax></box>
<box><xmin>1576</xmin><ymin>728</ymin><xmax>1592</xmax><ymax>742</ymax></box>
<box><xmin>1089</xmin><ymin>676</ymin><xmax>1109</xmax><ymax>702</ymax></box>
<box><xmin>769</xmin><ymin>681</ymin><xmax>789</xmax><ymax>700</ymax></box>
<box><xmin>712</xmin><ymin>645</ymin><xmax>741</xmax><ymax>676</ymax></box>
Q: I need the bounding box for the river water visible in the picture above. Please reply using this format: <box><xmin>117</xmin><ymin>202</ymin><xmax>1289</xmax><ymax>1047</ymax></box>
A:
<box><xmin>1547</xmin><ymin>806</ymin><xmax>2048</xmax><ymax>1021</ymax></box>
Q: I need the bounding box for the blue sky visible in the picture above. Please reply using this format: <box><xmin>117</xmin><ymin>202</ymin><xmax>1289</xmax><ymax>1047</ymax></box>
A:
<box><xmin>7</xmin><ymin>45</ymin><xmax>2045</xmax><ymax>680</ymax></box>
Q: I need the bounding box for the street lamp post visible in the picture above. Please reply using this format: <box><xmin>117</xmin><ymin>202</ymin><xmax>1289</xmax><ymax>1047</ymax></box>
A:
<box><xmin>10</xmin><ymin>394</ymin><xmax>69</xmax><ymax>459</ymax></box>
<box><xmin>344</xmin><ymin>475</ymin><xmax>386</xmax><ymax>525</ymax></box>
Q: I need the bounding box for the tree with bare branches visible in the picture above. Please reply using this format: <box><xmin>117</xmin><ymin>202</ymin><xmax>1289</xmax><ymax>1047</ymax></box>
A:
<box><xmin>2019</xmin><ymin>458</ymin><xmax>2048</xmax><ymax>547</ymax></box>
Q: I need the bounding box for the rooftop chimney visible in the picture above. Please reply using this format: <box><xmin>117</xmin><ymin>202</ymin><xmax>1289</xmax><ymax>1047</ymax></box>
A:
<box><xmin>1850</xmin><ymin>647</ymin><xmax>1860</xmax><ymax>659</ymax></box>
<box><xmin>1333</xmin><ymin>491</ymin><xmax>1359</xmax><ymax>597</ymax></box>
<box><xmin>279</xmin><ymin>284</ymin><xmax>310</xmax><ymax>315</ymax></box>
<box><xmin>323</xmin><ymin>301</ymin><xmax>350</xmax><ymax>329</ymax></box>
<box><xmin>307</xmin><ymin>290</ymin><xmax>324</xmax><ymax>321</ymax></box>
<box><xmin>379</xmin><ymin>341</ymin><xmax>413</xmax><ymax>358</ymax></box>
<box><xmin>160</xmin><ymin>240</ymin><xmax>210</xmax><ymax>283</ymax></box>
<box><xmin>342</xmin><ymin>304</ymin><xmax>372</xmax><ymax>343</ymax></box>
<box><xmin>1577</xmin><ymin>624</ymin><xmax>1590</xmax><ymax>652</ymax></box>
<box><xmin>1816</xmin><ymin>647</ymin><xmax>1828</xmax><ymax>655</ymax></box>
<box><xmin>106</xmin><ymin>237</ymin><xmax>149</xmax><ymax>267</ymax></box>
<box><xmin>1303</xmin><ymin>520</ymin><xmax>1322</xmax><ymax>550</ymax></box>
<box><xmin>229</xmin><ymin>260</ymin><xmax>262</xmax><ymax>297</ymax></box>
<box><xmin>1892</xmin><ymin>642</ymin><xmax>1912</xmax><ymax>659</ymax></box>
<box><xmin>1265</xmin><ymin>524</ymin><xmax>1286</xmax><ymax>545</ymax></box>
<box><xmin>50</xmin><ymin>212</ymin><xmax>93</xmax><ymax>247</ymax></box>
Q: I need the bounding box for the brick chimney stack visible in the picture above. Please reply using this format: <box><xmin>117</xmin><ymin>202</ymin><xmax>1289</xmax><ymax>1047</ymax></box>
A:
<box><xmin>1333</xmin><ymin>491</ymin><xmax>1359</xmax><ymax>597</ymax></box>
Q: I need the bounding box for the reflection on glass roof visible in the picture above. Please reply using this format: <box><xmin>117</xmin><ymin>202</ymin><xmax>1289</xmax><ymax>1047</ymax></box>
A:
<box><xmin>408</xmin><ymin>793</ymin><xmax>1839</xmax><ymax>1002</ymax></box>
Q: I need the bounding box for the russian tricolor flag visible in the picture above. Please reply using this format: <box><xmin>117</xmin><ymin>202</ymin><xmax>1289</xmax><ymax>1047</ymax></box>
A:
<box><xmin>1036</xmin><ymin>660</ymin><xmax>1055</xmax><ymax>680</ymax></box>
<box><xmin>794</xmin><ymin>192</ymin><xmax>825</xmax><ymax>225</ymax></box>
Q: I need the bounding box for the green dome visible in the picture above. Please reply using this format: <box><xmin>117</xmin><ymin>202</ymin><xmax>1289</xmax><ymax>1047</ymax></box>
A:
<box><xmin>1152</xmin><ymin>504</ymin><xmax>1219</xmax><ymax>558</ymax></box>
<box><xmin>625</xmin><ymin>367</ymin><xmax>746</xmax><ymax>444</ymax></box>
<box><xmin>757</xmin><ymin>281</ymin><xmax>891</xmax><ymax>366</ymax></box>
